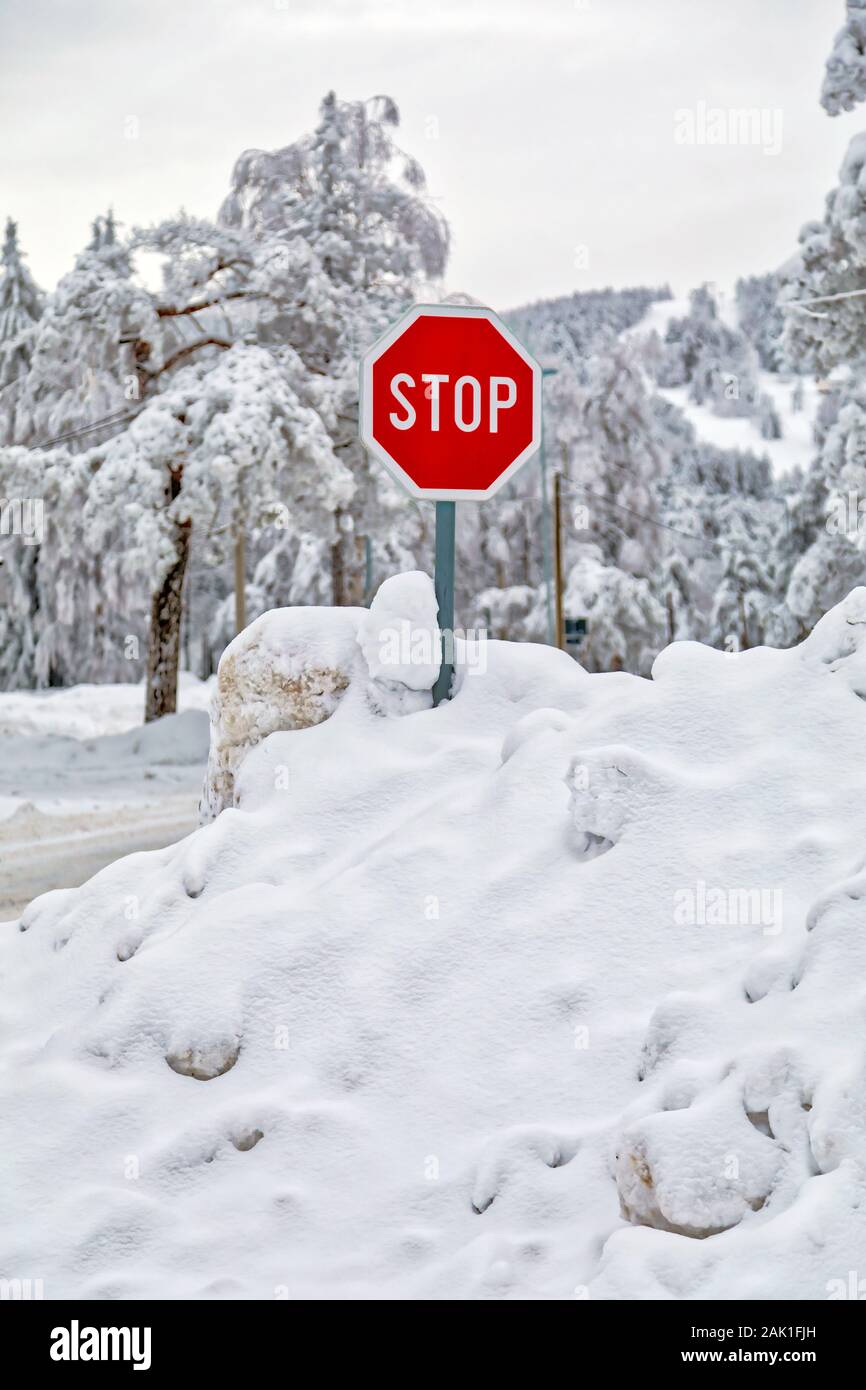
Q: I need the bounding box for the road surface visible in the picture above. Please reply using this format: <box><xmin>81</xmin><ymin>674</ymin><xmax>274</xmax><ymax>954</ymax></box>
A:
<box><xmin>0</xmin><ymin>794</ymin><xmax>200</xmax><ymax>923</ymax></box>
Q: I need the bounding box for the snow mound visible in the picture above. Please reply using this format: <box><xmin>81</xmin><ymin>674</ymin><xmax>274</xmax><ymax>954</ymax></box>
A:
<box><xmin>356</xmin><ymin>570</ymin><xmax>439</xmax><ymax>691</ymax></box>
<box><xmin>5</xmin><ymin>584</ymin><xmax>866</xmax><ymax>1299</ymax></box>
<box><xmin>203</xmin><ymin>573</ymin><xmax>451</xmax><ymax>819</ymax></box>
<box><xmin>0</xmin><ymin>674</ymin><xmax>213</xmax><ymax>741</ymax></box>
<box><xmin>201</xmin><ymin>605</ymin><xmax>364</xmax><ymax>819</ymax></box>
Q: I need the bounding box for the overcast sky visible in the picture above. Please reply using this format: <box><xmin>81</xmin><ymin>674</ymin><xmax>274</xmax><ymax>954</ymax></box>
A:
<box><xmin>2</xmin><ymin>0</ymin><xmax>863</xmax><ymax>308</ymax></box>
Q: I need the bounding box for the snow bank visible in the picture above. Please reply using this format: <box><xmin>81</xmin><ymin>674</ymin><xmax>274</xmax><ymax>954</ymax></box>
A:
<box><xmin>0</xmin><ymin>673</ymin><xmax>214</xmax><ymax>740</ymax></box>
<box><xmin>5</xmin><ymin>583</ymin><xmax>866</xmax><ymax>1299</ymax></box>
<box><xmin>0</xmin><ymin>708</ymin><xmax>210</xmax><ymax>824</ymax></box>
<box><xmin>356</xmin><ymin>570</ymin><xmax>439</xmax><ymax>691</ymax></box>
<box><xmin>201</xmin><ymin>605</ymin><xmax>364</xmax><ymax>819</ymax></box>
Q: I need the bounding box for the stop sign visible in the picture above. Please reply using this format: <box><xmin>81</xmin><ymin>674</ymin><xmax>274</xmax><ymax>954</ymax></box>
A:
<box><xmin>360</xmin><ymin>303</ymin><xmax>541</xmax><ymax>500</ymax></box>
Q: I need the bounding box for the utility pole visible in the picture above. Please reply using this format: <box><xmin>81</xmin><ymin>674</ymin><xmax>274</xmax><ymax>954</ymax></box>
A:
<box><xmin>553</xmin><ymin>471</ymin><xmax>564</xmax><ymax>650</ymax></box>
<box><xmin>363</xmin><ymin>536</ymin><xmax>374</xmax><ymax>606</ymax></box>
<box><xmin>234</xmin><ymin>528</ymin><xmax>246</xmax><ymax>635</ymax></box>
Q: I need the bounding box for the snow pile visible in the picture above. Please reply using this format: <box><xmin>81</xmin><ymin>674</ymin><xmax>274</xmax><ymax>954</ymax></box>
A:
<box><xmin>0</xmin><ymin>673</ymin><xmax>213</xmax><ymax>741</ymax></box>
<box><xmin>201</xmin><ymin>605</ymin><xmax>362</xmax><ymax>820</ymax></box>
<box><xmin>201</xmin><ymin>572</ymin><xmax>439</xmax><ymax>819</ymax></box>
<box><xmin>5</xmin><ymin>577</ymin><xmax>866</xmax><ymax>1299</ymax></box>
<box><xmin>356</xmin><ymin>571</ymin><xmax>440</xmax><ymax>692</ymax></box>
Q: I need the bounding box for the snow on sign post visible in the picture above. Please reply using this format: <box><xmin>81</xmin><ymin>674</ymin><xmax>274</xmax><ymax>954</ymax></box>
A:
<box><xmin>359</xmin><ymin>303</ymin><xmax>542</xmax><ymax>705</ymax></box>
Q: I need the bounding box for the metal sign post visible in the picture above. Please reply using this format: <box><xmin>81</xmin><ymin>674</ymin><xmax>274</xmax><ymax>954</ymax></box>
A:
<box><xmin>432</xmin><ymin>500</ymin><xmax>456</xmax><ymax>705</ymax></box>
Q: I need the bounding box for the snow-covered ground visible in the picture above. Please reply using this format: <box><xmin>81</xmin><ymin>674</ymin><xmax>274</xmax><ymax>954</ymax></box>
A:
<box><xmin>0</xmin><ymin>672</ymin><xmax>213</xmax><ymax>742</ymax></box>
<box><xmin>657</xmin><ymin>378</ymin><xmax>821</xmax><ymax>479</ymax></box>
<box><xmin>3</xmin><ymin>575</ymin><xmax>866</xmax><ymax>1299</ymax></box>
<box><xmin>0</xmin><ymin>675</ymin><xmax>212</xmax><ymax>921</ymax></box>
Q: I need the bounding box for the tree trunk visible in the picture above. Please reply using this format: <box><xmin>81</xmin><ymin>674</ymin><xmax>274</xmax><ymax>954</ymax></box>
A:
<box><xmin>345</xmin><ymin>534</ymin><xmax>366</xmax><ymax>606</ymax></box>
<box><xmin>145</xmin><ymin>516</ymin><xmax>191</xmax><ymax>723</ymax></box>
<box><xmin>738</xmin><ymin>587</ymin><xmax>750</xmax><ymax>652</ymax></box>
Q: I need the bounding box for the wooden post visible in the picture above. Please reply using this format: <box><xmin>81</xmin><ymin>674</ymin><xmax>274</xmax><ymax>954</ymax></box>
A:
<box><xmin>738</xmin><ymin>587</ymin><xmax>749</xmax><ymax>651</ymax></box>
<box><xmin>666</xmin><ymin>590</ymin><xmax>675</xmax><ymax>645</ymax></box>
<box><xmin>234</xmin><ymin>528</ymin><xmax>246</xmax><ymax>635</ymax></box>
<box><xmin>553</xmin><ymin>471</ymin><xmax>564</xmax><ymax>650</ymax></box>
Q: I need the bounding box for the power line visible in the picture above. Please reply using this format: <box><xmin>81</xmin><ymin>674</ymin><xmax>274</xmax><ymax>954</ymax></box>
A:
<box><xmin>562</xmin><ymin>485</ymin><xmax>721</xmax><ymax>553</ymax></box>
<box><xmin>482</xmin><ymin>481</ymin><xmax>766</xmax><ymax>556</ymax></box>
<box><xmin>31</xmin><ymin>407</ymin><xmax>142</xmax><ymax>451</ymax></box>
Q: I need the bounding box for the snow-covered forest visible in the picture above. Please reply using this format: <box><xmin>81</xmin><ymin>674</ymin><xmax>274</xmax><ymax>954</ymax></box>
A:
<box><xmin>3</xmin><ymin>51</ymin><xmax>865</xmax><ymax>712</ymax></box>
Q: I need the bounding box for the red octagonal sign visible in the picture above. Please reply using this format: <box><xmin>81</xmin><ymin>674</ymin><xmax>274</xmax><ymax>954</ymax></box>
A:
<box><xmin>360</xmin><ymin>303</ymin><xmax>542</xmax><ymax>501</ymax></box>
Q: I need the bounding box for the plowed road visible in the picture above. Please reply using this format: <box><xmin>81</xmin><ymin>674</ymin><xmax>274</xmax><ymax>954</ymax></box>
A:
<box><xmin>0</xmin><ymin>794</ymin><xmax>199</xmax><ymax>922</ymax></box>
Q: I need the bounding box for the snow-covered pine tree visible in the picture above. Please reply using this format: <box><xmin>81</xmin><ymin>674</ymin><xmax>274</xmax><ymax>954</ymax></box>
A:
<box><xmin>709</xmin><ymin>528</ymin><xmax>775</xmax><ymax>652</ymax></box>
<box><xmin>821</xmin><ymin>0</ymin><xmax>866</xmax><ymax>115</ymax></box>
<box><xmin>0</xmin><ymin>439</ymin><xmax>141</xmax><ymax>689</ymax></box>
<box><xmin>776</xmin><ymin>3</ymin><xmax>866</xmax><ymax>638</ymax></box>
<box><xmin>781</xmin><ymin>134</ymin><xmax>866</xmax><ymax>376</ymax></box>
<box><xmin>657</xmin><ymin>284</ymin><xmax>767</xmax><ymax>421</ymax></box>
<box><xmin>574</xmin><ymin>335</ymin><xmax>668</xmax><ymax>578</ymax></box>
<box><xmin>0</xmin><ymin>219</ymin><xmax>43</xmax><ymax>445</ymax></box>
<box><xmin>14</xmin><ymin>213</ymin><xmax>153</xmax><ymax>451</ymax></box>
<box><xmin>735</xmin><ymin>272</ymin><xmax>784</xmax><ymax>371</ymax></box>
<box><xmin>782</xmin><ymin>384</ymin><xmax>866</xmax><ymax>634</ymax></box>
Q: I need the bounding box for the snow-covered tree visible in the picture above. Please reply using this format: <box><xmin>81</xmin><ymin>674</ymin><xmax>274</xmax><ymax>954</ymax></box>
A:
<box><xmin>572</xmin><ymin>336</ymin><xmax>669</xmax><ymax>577</ymax></box>
<box><xmin>85</xmin><ymin>344</ymin><xmax>353</xmax><ymax>720</ymax></box>
<box><xmin>735</xmin><ymin>272</ymin><xmax>784</xmax><ymax>370</ymax></box>
<box><xmin>0</xmin><ymin>440</ymin><xmax>142</xmax><ymax>689</ymax></box>
<box><xmin>563</xmin><ymin>550</ymin><xmax>667</xmax><ymax>675</ymax></box>
<box><xmin>710</xmin><ymin>534</ymin><xmax>775</xmax><ymax>652</ymax></box>
<box><xmin>781</xmin><ymin>385</ymin><xmax>866</xmax><ymax>634</ymax></box>
<box><xmin>13</xmin><ymin>214</ymin><xmax>152</xmax><ymax>450</ymax></box>
<box><xmin>781</xmin><ymin>135</ymin><xmax>866</xmax><ymax>376</ymax></box>
<box><xmin>657</xmin><ymin>285</ymin><xmax>767</xmax><ymax>421</ymax></box>
<box><xmin>219</xmin><ymin>91</ymin><xmax>450</xmax><ymax>603</ymax></box>
<box><xmin>822</xmin><ymin>0</ymin><xmax>866</xmax><ymax>115</ymax></box>
<box><xmin>0</xmin><ymin>219</ymin><xmax>43</xmax><ymax>444</ymax></box>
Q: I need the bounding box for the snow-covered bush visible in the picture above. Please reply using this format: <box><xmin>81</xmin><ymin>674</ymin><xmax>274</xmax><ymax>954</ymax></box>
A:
<box><xmin>564</xmin><ymin>551</ymin><xmax>667</xmax><ymax>674</ymax></box>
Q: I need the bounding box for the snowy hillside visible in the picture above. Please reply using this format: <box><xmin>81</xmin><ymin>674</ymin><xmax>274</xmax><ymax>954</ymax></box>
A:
<box><xmin>3</xmin><ymin>575</ymin><xmax>866</xmax><ymax>1299</ymax></box>
<box><xmin>626</xmin><ymin>291</ymin><xmax>821</xmax><ymax>478</ymax></box>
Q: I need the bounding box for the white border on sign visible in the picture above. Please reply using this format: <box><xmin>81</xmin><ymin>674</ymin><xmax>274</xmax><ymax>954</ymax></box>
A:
<box><xmin>359</xmin><ymin>302</ymin><xmax>543</xmax><ymax>502</ymax></box>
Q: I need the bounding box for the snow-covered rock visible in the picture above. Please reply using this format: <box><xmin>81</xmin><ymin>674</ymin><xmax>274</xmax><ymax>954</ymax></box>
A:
<box><xmin>202</xmin><ymin>574</ymin><xmax>447</xmax><ymax>819</ymax></box>
<box><xmin>200</xmin><ymin>605</ymin><xmax>364</xmax><ymax>820</ymax></box>
<box><xmin>6</xmin><ymin>584</ymin><xmax>866</xmax><ymax>1299</ymax></box>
